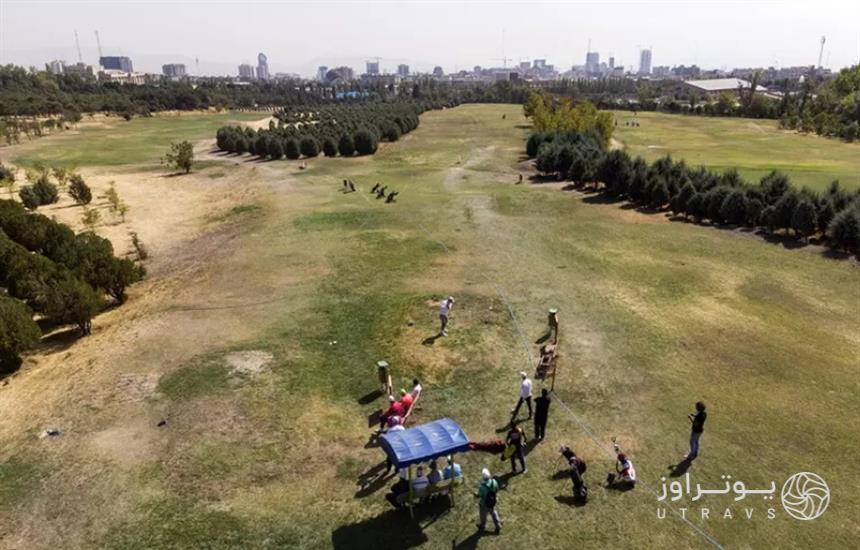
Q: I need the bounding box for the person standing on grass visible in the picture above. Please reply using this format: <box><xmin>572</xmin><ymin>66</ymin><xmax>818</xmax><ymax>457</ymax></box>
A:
<box><xmin>686</xmin><ymin>401</ymin><xmax>707</xmax><ymax>460</ymax></box>
<box><xmin>534</xmin><ymin>388</ymin><xmax>551</xmax><ymax>441</ymax></box>
<box><xmin>477</xmin><ymin>468</ymin><xmax>501</xmax><ymax>533</ymax></box>
<box><xmin>439</xmin><ymin>296</ymin><xmax>455</xmax><ymax>336</ymax></box>
<box><xmin>511</xmin><ymin>371</ymin><xmax>533</xmax><ymax>420</ymax></box>
<box><xmin>506</xmin><ymin>424</ymin><xmax>527</xmax><ymax>474</ymax></box>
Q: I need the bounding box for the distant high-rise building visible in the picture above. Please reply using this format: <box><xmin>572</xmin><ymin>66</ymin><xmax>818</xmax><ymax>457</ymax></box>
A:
<box><xmin>256</xmin><ymin>53</ymin><xmax>270</xmax><ymax>80</ymax></box>
<box><xmin>46</xmin><ymin>60</ymin><xmax>65</xmax><ymax>75</ymax></box>
<box><xmin>328</xmin><ymin>66</ymin><xmax>354</xmax><ymax>81</ymax></box>
<box><xmin>585</xmin><ymin>52</ymin><xmax>600</xmax><ymax>75</ymax></box>
<box><xmin>366</xmin><ymin>60</ymin><xmax>380</xmax><ymax>75</ymax></box>
<box><xmin>238</xmin><ymin>64</ymin><xmax>255</xmax><ymax>79</ymax></box>
<box><xmin>432</xmin><ymin>66</ymin><xmax>444</xmax><ymax>77</ymax></box>
<box><xmin>639</xmin><ymin>48</ymin><xmax>652</xmax><ymax>75</ymax></box>
<box><xmin>64</xmin><ymin>62</ymin><xmax>94</xmax><ymax>77</ymax></box>
<box><xmin>162</xmin><ymin>64</ymin><xmax>187</xmax><ymax>78</ymax></box>
<box><xmin>608</xmin><ymin>56</ymin><xmax>615</xmax><ymax>69</ymax></box>
<box><xmin>317</xmin><ymin>66</ymin><xmax>328</xmax><ymax>81</ymax></box>
<box><xmin>397</xmin><ymin>64</ymin><xmax>409</xmax><ymax>77</ymax></box>
<box><xmin>519</xmin><ymin>61</ymin><xmax>531</xmax><ymax>72</ymax></box>
<box><xmin>533</xmin><ymin>59</ymin><xmax>546</xmax><ymax>70</ymax></box>
<box><xmin>100</xmin><ymin>56</ymin><xmax>133</xmax><ymax>72</ymax></box>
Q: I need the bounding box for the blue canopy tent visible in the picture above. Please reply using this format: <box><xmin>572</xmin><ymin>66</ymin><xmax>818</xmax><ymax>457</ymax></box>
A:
<box><xmin>379</xmin><ymin>418</ymin><xmax>470</xmax><ymax>515</ymax></box>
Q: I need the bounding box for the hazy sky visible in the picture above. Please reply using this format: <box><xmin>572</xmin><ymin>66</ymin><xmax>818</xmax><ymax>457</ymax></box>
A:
<box><xmin>1</xmin><ymin>0</ymin><xmax>858</xmax><ymax>76</ymax></box>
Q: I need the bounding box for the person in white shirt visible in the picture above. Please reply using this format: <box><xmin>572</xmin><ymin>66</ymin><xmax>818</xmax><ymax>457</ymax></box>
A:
<box><xmin>438</xmin><ymin>296</ymin><xmax>454</xmax><ymax>336</ymax></box>
<box><xmin>608</xmin><ymin>453</ymin><xmax>637</xmax><ymax>489</ymax></box>
<box><xmin>412</xmin><ymin>466</ymin><xmax>430</xmax><ymax>493</ymax></box>
<box><xmin>511</xmin><ymin>371</ymin><xmax>533</xmax><ymax>420</ymax></box>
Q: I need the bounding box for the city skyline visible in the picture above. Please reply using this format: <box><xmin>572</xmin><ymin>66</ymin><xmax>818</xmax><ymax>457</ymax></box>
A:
<box><xmin>1</xmin><ymin>1</ymin><xmax>858</xmax><ymax>77</ymax></box>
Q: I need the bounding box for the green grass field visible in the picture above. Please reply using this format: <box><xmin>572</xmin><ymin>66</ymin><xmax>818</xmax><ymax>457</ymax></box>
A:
<box><xmin>613</xmin><ymin>111</ymin><xmax>860</xmax><ymax>191</ymax></box>
<box><xmin>6</xmin><ymin>111</ymin><xmax>263</xmax><ymax>169</ymax></box>
<box><xmin>1</xmin><ymin>105</ymin><xmax>858</xmax><ymax>549</ymax></box>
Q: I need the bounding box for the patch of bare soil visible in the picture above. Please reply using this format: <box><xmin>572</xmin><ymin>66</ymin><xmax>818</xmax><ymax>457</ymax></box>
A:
<box><xmin>225</xmin><ymin>350</ymin><xmax>273</xmax><ymax>376</ymax></box>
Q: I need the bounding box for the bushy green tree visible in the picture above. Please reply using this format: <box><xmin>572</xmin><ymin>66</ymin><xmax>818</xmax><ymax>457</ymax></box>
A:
<box><xmin>300</xmin><ymin>137</ymin><xmax>320</xmax><ymax>158</ymax></box>
<box><xmin>284</xmin><ymin>139</ymin><xmax>300</xmax><ymax>160</ymax></box>
<box><xmin>43</xmin><ymin>275</ymin><xmax>102</xmax><ymax>335</ymax></box>
<box><xmin>672</xmin><ymin>182</ymin><xmax>696</xmax><ymax>216</ymax></box>
<box><xmin>322</xmin><ymin>138</ymin><xmax>338</xmax><ymax>157</ymax></box>
<box><xmin>68</xmin><ymin>174</ymin><xmax>92</xmax><ymax>205</ymax></box>
<box><xmin>354</xmin><ymin>128</ymin><xmax>378</xmax><ymax>155</ymax></box>
<box><xmin>686</xmin><ymin>193</ymin><xmax>705</xmax><ymax>221</ymax></box>
<box><xmin>828</xmin><ymin>208</ymin><xmax>860</xmax><ymax>251</ymax></box>
<box><xmin>0</xmin><ymin>295</ymin><xmax>41</xmax><ymax>375</ymax></box>
<box><xmin>650</xmin><ymin>179</ymin><xmax>670</xmax><ymax>209</ymax></box>
<box><xmin>791</xmin><ymin>200</ymin><xmax>818</xmax><ymax>240</ymax></box>
<box><xmin>337</xmin><ymin>134</ymin><xmax>355</xmax><ymax>156</ymax></box>
<box><xmin>268</xmin><ymin>139</ymin><xmax>284</xmax><ymax>160</ymax></box>
<box><xmin>720</xmin><ymin>189</ymin><xmax>748</xmax><ymax>225</ymax></box>
<box><xmin>163</xmin><ymin>140</ymin><xmax>194</xmax><ymax>173</ymax></box>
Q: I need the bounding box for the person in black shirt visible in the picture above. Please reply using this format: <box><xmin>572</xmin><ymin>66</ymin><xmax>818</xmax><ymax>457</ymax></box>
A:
<box><xmin>534</xmin><ymin>388</ymin><xmax>551</xmax><ymax>441</ymax></box>
<box><xmin>686</xmin><ymin>401</ymin><xmax>707</xmax><ymax>460</ymax></box>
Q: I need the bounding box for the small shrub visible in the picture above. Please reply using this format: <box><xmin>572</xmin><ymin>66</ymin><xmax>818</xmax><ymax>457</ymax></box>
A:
<box><xmin>68</xmin><ymin>174</ymin><xmax>92</xmax><ymax>205</ymax></box>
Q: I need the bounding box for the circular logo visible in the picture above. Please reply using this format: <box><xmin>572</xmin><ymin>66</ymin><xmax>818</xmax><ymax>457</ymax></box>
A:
<box><xmin>781</xmin><ymin>472</ymin><xmax>830</xmax><ymax>520</ymax></box>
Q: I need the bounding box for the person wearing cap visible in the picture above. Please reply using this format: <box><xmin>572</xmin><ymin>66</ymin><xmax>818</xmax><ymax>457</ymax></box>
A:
<box><xmin>511</xmin><ymin>371</ymin><xmax>533</xmax><ymax>420</ymax></box>
<box><xmin>534</xmin><ymin>388</ymin><xmax>551</xmax><ymax>441</ymax></box>
<box><xmin>399</xmin><ymin>388</ymin><xmax>414</xmax><ymax>411</ymax></box>
<box><xmin>442</xmin><ymin>455</ymin><xmax>462</xmax><ymax>480</ymax></box>
<box><xmin>476</xmin><ymin>468</ymin><xmax>501</xmax><ymax>533</ymax></box>
<box><xmin>376</xmin><ymin>360</ymin><xmax>391</xmax><ymax>396</ymax></box>
<box><xmin>439</xmin><ymin>296</ymin><xmax>455</xmax><ymax>336</ymax></box>
<box><xmin>380</xmin><ymin>395</ymin><xmax>405</xmax><ymax>429</ymax></box>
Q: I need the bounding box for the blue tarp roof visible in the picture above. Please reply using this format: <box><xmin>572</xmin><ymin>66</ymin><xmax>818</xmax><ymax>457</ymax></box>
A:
<box><xmin>379</xmin><ymin>418</ymin><xmax>470</xmax><ymax>469</ymax></box>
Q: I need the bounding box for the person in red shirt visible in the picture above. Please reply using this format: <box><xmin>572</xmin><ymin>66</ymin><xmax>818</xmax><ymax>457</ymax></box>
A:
<box><xmin>380</xmin><ymin>395</ymin><xmax>405</xmax><ymax>429</ymax></box>
<box><xmin>399</xmin><ymin>388</ymin><xmax>414</xmax><ymax>413</ymax></box>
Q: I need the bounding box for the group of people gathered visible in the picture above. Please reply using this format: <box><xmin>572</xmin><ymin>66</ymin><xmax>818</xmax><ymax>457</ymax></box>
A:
<box><xmin>373</xmin><ymin>298</ymin><xmax>710</xmax><ymax>537</ymax></box>
<box><xmin>385</xmin><ymin>455</ymin><xmax>464</xmax><ymax>507</ymax></box>
<box><xmin>370</xmin><ymin>182</ymin><xmax>399</xmax><ymax>203</ymax></box>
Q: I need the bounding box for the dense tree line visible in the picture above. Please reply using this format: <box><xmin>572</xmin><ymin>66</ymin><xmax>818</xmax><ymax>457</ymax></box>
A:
<box><xmin>0</xmin><ymin>64</ymin><xmax>529</xmax><ymax>119</ymax></box>
<box><xmin>539</xmin><ymin>65</ymin><xmax>860</xmax><ymax>142</ymax></box>
<box><xmin>777</xmin><ymin>65</ymin><xmax>860</xmax><ymax>141</ymax></box>
<box><xmin>0</xmin><ymin>200</ymin><xmax>144</xmax><ymax>374</ymax></box>
<box><xmin>215</xmin><ymin>101</ymin><xmax>435</xmax><ymax>159</ymax></box>
<box><xmin>528</xmin><ymin>131</ymin><xmax>860</xmax><ymax>254</ymax></box>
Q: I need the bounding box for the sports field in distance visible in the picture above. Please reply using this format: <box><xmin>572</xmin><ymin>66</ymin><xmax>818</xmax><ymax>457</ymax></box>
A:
<box><xmin>613</xmin><ymin>110</ymin><xmax>860</xmax><ymax>191</ymax></box>
<box><xmin>1</xmin><ymin>104</ymin><xmax>858</xmax><ymax>549</ymax></box>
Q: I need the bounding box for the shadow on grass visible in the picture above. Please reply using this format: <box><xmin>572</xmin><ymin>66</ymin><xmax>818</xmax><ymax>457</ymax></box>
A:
<box><xmin>453</xmin><ymin>527</ymin><xmax>497</xmax><ymax>549</ymax></box>
<box><xmin>669</xmin><ymin>458</ymin><xmax>693</xmax><ymax>477</ymax></box>
<box><xmin>358</xmin><ymin>389</ymin><xmax>383</xmax><ymax>405</ymax></box>
<box><xmin>554</xmin><ymin>494</ymin><xmax>587</xmax><ymax>507</ymax></box>
<box><xmin>37</xmin><ymin>326</ymin><xmax>82</xmax><ymax>354</ymax></box>
<box><xmin>355</xmin><ymin>460</ymin><xmax>393</xmax><ymax>498</ymax></box>
<box><xmin>551</xmin><ymin>469</ymin><xmax>571</xmax><ymax>481</ymax></box>
<box><xmin>331</xmin><ymin>504</ymin><xmax>438</xmax><ymax>549</ymax></box>
<box><xmin>422</xmin><ymin>334</ymin><xmax>441</xmax><ymax>346</ymax></box>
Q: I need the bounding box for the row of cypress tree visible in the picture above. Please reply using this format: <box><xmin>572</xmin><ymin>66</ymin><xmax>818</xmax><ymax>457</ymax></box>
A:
<box><xmin>529</xmin><ymin>131</ymin><xmax>860</xmax><ymax>252</ymax></box>
<box><xmin>215</xmin><ymin>100</ymin><xmax>444</xmax><ymax>160</ymax></box>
